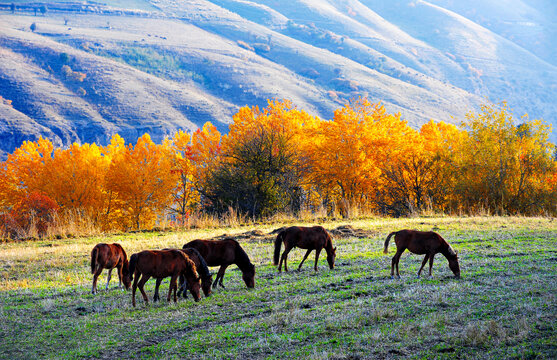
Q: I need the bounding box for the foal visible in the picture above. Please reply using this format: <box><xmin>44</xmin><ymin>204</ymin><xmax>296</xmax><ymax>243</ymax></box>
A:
<box><xmin>156</xmin><ymin>247</ymin><xmax>213</xmax><ymax>300</ymax></box>
<box><xmin>273</xmin><ymin>226</ymin><xmax>337</xmax><ymax>272</ymax></box>
<box><xmin>128</xmin><ymin>249</ymin><xmax>201</xmax><ymax>307</ymax></box>
<box><xmin>384</xmin><ymin>229</ymin><xmax>460</xmax><ymax>278</ymax></box>
<box><xmin>90</xmin><ymin>243</ymin><xmax>131</xmax><ymax>294</ymax></box>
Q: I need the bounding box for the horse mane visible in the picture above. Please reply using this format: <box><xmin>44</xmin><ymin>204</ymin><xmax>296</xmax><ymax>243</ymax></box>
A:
<box><xmin>183</xmin><ymin>254</ymin><xmax>199</xmax><ymax>280</ymax></box>
<box><xmin>323</xmin><ymin>229</ymin><xmax>334</xmax><ymax>252</ymax></box>
<box><xmin>187</xmin><ymin>248</ymin><xmax>211</xmax><ymax>280</ymax></box>
<box><xmin>113</xmin><ymin>243</ymin><xmax>127</xmax><ymax>258</ymax></box>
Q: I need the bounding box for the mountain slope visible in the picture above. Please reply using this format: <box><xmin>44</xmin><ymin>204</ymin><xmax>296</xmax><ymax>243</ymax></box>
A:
<box><xmin>0</xmin><ymin>0</ymin><xmax>555</xmax><ymax>159</ymax></box>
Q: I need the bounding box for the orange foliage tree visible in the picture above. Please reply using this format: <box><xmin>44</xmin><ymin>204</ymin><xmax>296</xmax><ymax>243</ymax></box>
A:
<box><xmin>1</xmin><ymin>99</ymin><xmax>556</xmax><ymax>238</ymax></box>
<box><xmin>105</xmin><ymin>134</ymin><xmax>177</xmax><ymax>230</ymax></box>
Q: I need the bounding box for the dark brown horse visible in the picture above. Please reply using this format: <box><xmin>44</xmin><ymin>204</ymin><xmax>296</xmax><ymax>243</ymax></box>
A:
<box><xmin>156</xmin><ymin>247</ymin><xmax>213</xmax><ymax>300</ymax></box>
<box><xmin>183</xmin><ymin>239</ymin><xmax>255</xmax><ymax>289</ymax></box>
<box><xmin>90</xmin><ymin>243</ymin><xmax>131</xmax><ymax>294</ymax></box>
<box><xmin>384</xmin><ymin>229</ymin><xmax>460</xmax><ymax>279</ymax></box>
<box><xmin>128</xmin><ymin>249</ymin><xmax>201</xmax><ymax>307</ymax></box>
<box><xmin>273</xmin><ymin>226</ymin><xmax>337</xmax><ymax>272</ymax></box>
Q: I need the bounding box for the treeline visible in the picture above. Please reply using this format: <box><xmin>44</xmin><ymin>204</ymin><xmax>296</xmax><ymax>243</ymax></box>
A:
<box><xmin>0</xmin><ymin>99</ymin><xmax>555</xmax><ymax>238</ymax></box>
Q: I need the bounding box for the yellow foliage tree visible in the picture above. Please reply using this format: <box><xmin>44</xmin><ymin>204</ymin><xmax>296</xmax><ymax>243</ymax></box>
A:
<box><xmin>454</xmin><ymin>102</ymin><xmax>555</xmax><ymax>214</ymax></box>
<box><xmin>305</xmin><ymin>98</ymin><xmax>410</xmax><ymax>215</ymax></box>
<box><xmin>105</xmin><ymin>134</ymin><xmax>177</xmax><ymax>230</ymax></box>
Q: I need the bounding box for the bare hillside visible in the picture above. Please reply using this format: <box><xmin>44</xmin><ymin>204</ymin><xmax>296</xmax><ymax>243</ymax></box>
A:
<box><xmin>0</xmin><ymin>0</ymin><xmax>555</xmax><ymax>158</ymax></box>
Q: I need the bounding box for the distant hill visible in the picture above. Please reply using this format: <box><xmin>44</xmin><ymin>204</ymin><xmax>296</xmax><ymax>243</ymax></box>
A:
<box><xmin>0</xmin><ymin>0</ymin><xmax>556</xmax><ymax>159</ymax></box>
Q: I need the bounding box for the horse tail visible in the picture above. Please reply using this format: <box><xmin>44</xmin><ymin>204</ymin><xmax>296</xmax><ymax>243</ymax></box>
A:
<box><xmin>384</xmin><ymin>232</ymin><xmax>397</xmax><ymax>254</ymax></box>
<box><xmin>273</xmin><ymin>231</ymin><xmax>285</xmax><ymax>266</ymax></box>
<box><xmin>90</xmin><ymin>246</ymin><xmax>98</xmax><ymax>274</ymax></box>
<box><xmin>128</xmin><ymin>253</ymin><xmax>138</xmax><ymax>283</ymax></box>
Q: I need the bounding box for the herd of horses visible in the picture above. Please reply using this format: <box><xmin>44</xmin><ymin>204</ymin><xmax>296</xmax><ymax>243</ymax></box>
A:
<box><xmin>90</xmin><ymin>226</ymin><xmax>461</xmax><ymax>307</ymax></box>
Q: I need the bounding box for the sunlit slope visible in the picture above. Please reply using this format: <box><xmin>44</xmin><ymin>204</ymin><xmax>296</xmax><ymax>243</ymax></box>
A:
<box><xmin>0</xmin><ymin>0</ymin><xmax>555</xmax><ymax>159</ymax></box>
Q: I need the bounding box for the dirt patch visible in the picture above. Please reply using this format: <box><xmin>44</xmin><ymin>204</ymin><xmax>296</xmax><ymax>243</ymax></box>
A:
<box><xmin>201</xmin><ymin>225</ymin><xmax>376</xmax><ymax>244</ymax></box>
<box><xmin>328</xmin><ymin>225</ymin><xmax>377</xmax><ymax>238</ymax></box>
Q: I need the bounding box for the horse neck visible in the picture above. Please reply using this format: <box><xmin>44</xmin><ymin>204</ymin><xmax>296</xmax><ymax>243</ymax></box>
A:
<box><xmin>324</xmin><ymin>235</ymin><xmax>334</xmax><ymax>255</ymax></box>
<box><xmin>192</xmin><ymin>250</ymin><xmax>211</xmax><ymax>279</ymax></box>
<box><xmin>234</xmin><ymin>244</ymin><xmax>253</xmax><ymax>270</ymax></box>
<box><xmin>438</xmin><ymin>237</ymin><xmax>454</xmax><ymax>259</ymax></box>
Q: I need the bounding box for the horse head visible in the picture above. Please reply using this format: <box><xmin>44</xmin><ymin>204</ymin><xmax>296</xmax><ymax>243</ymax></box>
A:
<box><xmin>242</xmin><ymin>263</ymin><xmax>256</xmax><ymax>288</ymax></box>
<box><xmin>447</xmin><ymin>249</ymin><xmax>460</xmax><ymax>278</ymax></box>
<box><xmin>122</xmin><ymin>263</ymin><xmax>132</xmax><ymax>290</ymax></box>
<box><xmin>327</xmin><ymin>247</ymin><xmax>337</xmax><ymax>269</ymax></box>
<box><xmin>201</xmin><ymin>273</ymin><xmax>214</xmax><ymax>297</ymax></box>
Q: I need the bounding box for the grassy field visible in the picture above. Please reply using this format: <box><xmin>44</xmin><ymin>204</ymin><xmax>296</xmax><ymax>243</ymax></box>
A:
<box><xmin>0</xmin><ymin>216</ymin><xmax>556</xmax><ymax>359</ymax></box>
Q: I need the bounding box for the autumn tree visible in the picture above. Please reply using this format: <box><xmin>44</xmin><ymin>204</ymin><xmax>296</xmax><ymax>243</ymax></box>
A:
<box><xmin>105</xmin><ymin>134</ymin><xmax>177</xmax><ymax>230</ymax></box>
<box><xmin>170</xmin><ymin>130</ymin><xmax>199</xmax><ymax>224</ymax></box>
<box><xmin>202</xmin><ymin>100</ymin><xmax>313</xmax><ymax>217</ymax></box>
<box><xmin>305</xmin><ymin>98</ymin><xmax>410</xmax><ymax>216</ymax></box>
<box><xmin>453</xmin><ymin>102</ymin><xmax>555</xmax><ymax>214</ymax></box>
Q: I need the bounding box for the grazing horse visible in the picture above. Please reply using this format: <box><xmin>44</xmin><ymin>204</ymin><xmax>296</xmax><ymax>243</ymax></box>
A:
<box><xmin>128</xmin><ymin>249</ymin><xmax>201</xmax><ymax>307</ymax></box>
<box><xmin>384</xmin><ymin>229</ymin><xmax>460</xmax><ymax>279</ymax></box>
<box><xmin>90</xmin><ymin>243</ymin><xmax>131</xmax><ymax>294</ymax></box>
<box><xmin>156</xmin><ymin>247</ymin><xmax>213</xmax><ymax>300</ymax></box>
<box><xmin>273</xmin><ymin>226</ymin><xmax>337</xmax><ymax>272</ymax></box>
<box><xmin>183</xmin><ymin>239</ymin><xmax>256</xmax><ymax>289</ymax></box>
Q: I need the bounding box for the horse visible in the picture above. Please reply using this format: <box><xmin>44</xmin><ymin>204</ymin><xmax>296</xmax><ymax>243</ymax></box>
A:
<box><xmin>128</xmin><ymin>249</ymin><xmax>201</xmax><ymax>307</ymax></box>
<box><xmin>273</xmin><ymin>226</ymin><xmax>337</xmax><ymax>272</ymax></box>
<box><xmin>183</xmin><ymin>238</ymin><xmax>256</xmax><ymax>289</ymax></box>
<box><xmin>383</xmin><ymin>229</ymin><xmax>460</xmax><ymax>279</ymax></box>
<box><xmin>156</xmin><ymin>247</ymin><xmax>213</xmax><ymax>300</ymax></box>
<box><xmin>90</xmin><ymin>243</ymin><xmax>131</xmax><ymax>294</ymax></box>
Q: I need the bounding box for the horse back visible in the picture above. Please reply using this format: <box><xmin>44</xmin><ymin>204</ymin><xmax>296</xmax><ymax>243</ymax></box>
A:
<box><xmin>135</xmin><ymin>249</ymin><xmax>188</xmax><ymax>278</ymax></box>
<box><xmin>184</xmin><ymin>239</ymin><xmax>236</xmax><ymax>267</ymax></box>
<box><xmin>92</xmin><ymin>243</ymin><xmax>125</xmax><ymax>269</ymax></box>
<box><xmin>284</xmin><ymin>226</ymin><xmax>329</xmax><ymax>250</ymax></box>
<box><xmin>396</xmin><ymin>230</ymin><xmax>448</xmax><ymax>254</ymax></box>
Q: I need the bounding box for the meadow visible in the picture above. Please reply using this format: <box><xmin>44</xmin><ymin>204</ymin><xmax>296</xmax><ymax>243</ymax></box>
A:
<box><xmin>0</xmin><ymin>216</ymin><xmax>556</xmax><ymax>359</ymax></box>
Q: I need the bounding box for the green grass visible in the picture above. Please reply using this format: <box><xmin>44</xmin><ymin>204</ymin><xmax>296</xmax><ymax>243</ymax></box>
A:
<box><xmin>1</xmin><ymin>216</ymin><xmax>556</xmax><ymax>359</ymax></box>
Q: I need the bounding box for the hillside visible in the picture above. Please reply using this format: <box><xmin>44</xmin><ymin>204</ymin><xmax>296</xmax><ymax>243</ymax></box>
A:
<box><xmin>0</xmin><ymin>0</ymin><xmax>556</xmax><ymax>158</ymax></box>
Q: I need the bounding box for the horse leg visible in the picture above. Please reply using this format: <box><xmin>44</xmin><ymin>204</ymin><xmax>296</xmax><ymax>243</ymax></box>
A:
<box><xmin>177</xmin><ymin>274</ymin><xmax>187</xmax><ymax>298</ymax></box>
<box><xmin>428</xmin><ymin>253</ymin><xmax>435</xmax><ymax>277</ymax></box>
<box><xmin>168</xmin><ymin>275</ymin><xmax>178</xmax><ymax>303</ymax></box>
<box><xmin>215</xmin><ymin>265</ymin><xmax>228</xmax><ymax>288</ymax></box>
<box><xmin>298</xmin><ymin>249</ymin><xmax>312</xmax><ymax>271</ymax></box>
<box><xmin>117</xmin><ymin>263</ymin><xmax>124</xmax><ymax>289</ymax></box>
<box><xmin>391</xmin><ymin>249</ymin><xmax>404</xmax><ymax>279</ymax></box>
<box><xmin>417</xmin><ymin>254</ymin><xmax>430</xmax><ymax>278</ymax></box>
<box><xmin>105</xmin><ymin>268</ymin><xmax>112</xmax><ymax>290</ymax></box>
<box><xmin>138</xmin><ymin>275</ymin><xmax>151</xmax><ymax>305</ymax></box>
<box><xmin>132</xmin><ymin>272</ymin><xmax>141</xmax><ymax>307</ymax></box>
<box><xmin>313</xmin><ymin>248</ymin><xmax>322</xmax><ymax>271</ymax></box>
<box><xmin>91</xmin><ymin>267</ymin><xmax>102</xmax><ymax>294</ymax></box>
<box><xmin>212</xmin><ymin>267</ymin><xmax>222</xmax><ymax>289</ymax></box>
<box><xmin>153</xmin><ymin>278</ymin><xmax>162</xmax><ymax>302</ymax></box>
<box><xmin>280</xmin><ymin>245</ymin><xmax>293</xmax><ymax>272</ymax></box>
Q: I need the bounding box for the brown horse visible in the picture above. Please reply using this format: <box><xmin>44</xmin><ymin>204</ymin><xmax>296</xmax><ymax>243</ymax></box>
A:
<box><xmin>90</xmin><ymin>243</ymin><xmax>131</xmax><ymax>294</ymax></box>
<box><xmin>128</xmin><ymin>249</ymin><xmax>201</xmax><ymax>307</ymax></box>
<box><xmin>156</xmin><ymin>247</ymin><xmax>213</xmax><ymax>300</ymax></box>
<box><xmin>273</xmin><ymin>226</ymin><xmax>337</xmax><ymax>272</ymax></box>
<box><xmin>183</xmin><ymin>239</ymin><xmax>255</xmax><ymax>289</ymax></box>
<box><xmin>384</xmin><ymin>229</ymin><xmax>460</xmax><ymax>279</ymax></box>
